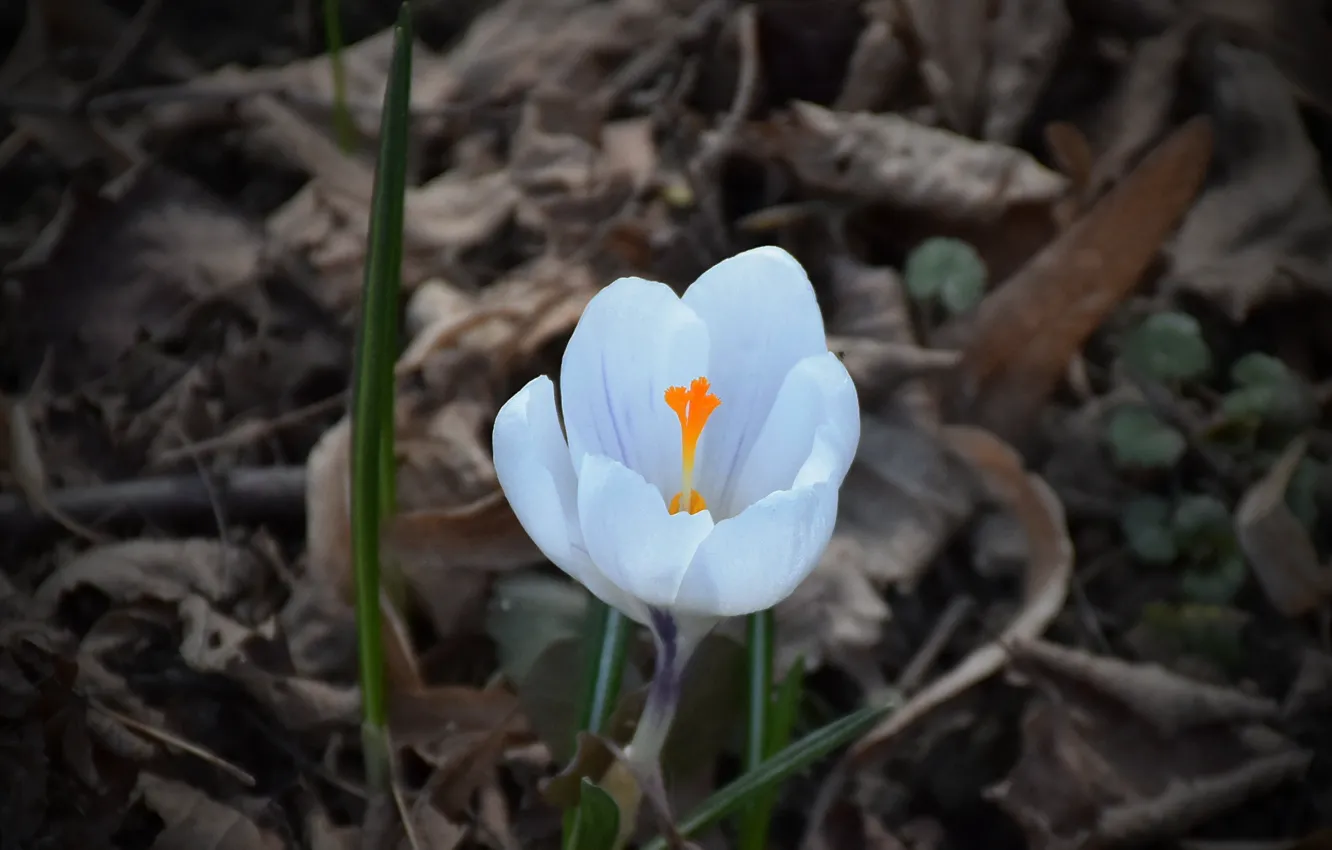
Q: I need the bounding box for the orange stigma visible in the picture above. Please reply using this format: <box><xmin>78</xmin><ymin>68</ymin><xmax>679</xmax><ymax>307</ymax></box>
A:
<box><xmin>664</xmin><ymin>376</ymin><xmax>721</xmax><ymax>515</ymax></box>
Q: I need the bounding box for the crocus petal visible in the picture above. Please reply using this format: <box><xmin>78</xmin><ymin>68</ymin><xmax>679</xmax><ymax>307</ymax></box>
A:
<box><xmin>682</xmin><ymin>247</ymin><xmax>827</xmax><ymax>512</ymax></box>
<box><xmin>672</xmin><ymin>480</ymin><xmax>838</xmax><ymax>617</ymax></box>
<box><xmin>493</xmin><ymin>377</ymin><xmax>647</xmax><ymax>622</ymax></box>
<box><xmin>560</xmin><ymin>277</ymin><xmax>709</xmax><ymax>499</ymax></box>
<box><xmin>725</xmin><ymin>351</ymin><xmax>860</xmax><ymax>516</ymax></box>
<box><xmin>577</xmin><ymin>453</ymin><xmax>714</xmax><ymax>609</ymax></box>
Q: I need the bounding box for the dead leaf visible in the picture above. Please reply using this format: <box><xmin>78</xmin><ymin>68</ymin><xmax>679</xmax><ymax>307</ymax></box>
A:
<box><xmin>138</xmin><ymin>774</ymin><xmax>283</xmax><ymax>850</ymax></box>
<box><xmin>1166</xmin><ymin>42</ymin><xmax>1332</xmax><ymax>319</ymax></box>
<box><xmin>986</xmin><ymin>639</ymin><xmax>1311</xmax><ymax>850</ymax></box>
<box><xmin>901</xmin><ymin>0</ymin><xmax>989</xmax><ymax>134</ymax></box>
<box><xmin>848</xmin><ymin>426</ymin><xmax>1072</xmax><ymax>766</ymax></box>
<box><xmin>11</xmin><ymin>166</ymin><xmax>266</xmax><ymax>391</ymax></box>
<box><xmin>940</xmin><ymin>116</ymin><xmax>1212</xmax><ymax>442</ymax></box>
<box><xmin>770</xmin><ymin>102</ymin><xmax>1068</xmax><ymax>220</ymax></box>
<box><xmin>983</xmin><ymin>0</ymin><xmax>1072</xmax><ymax>144</ymax></box>
<box><xmin>34</xmin><ymin>539</ymin><xmax>268</xmax><ymax>617</ymax></box>
<box><xmin>0</xmin><ymin>617</ymin><xmax>140</xmax><ymax>849</ymax></box>
<box><xmin>1235</xmin><ymin>436</ymin><xmax>1332</xmax><ymax>617</ymax></box>
<box><xmin>1195</xmin><ymin>0</ymin><xmax>1332</xmax><ymax>116</ymax></box>
<box><xmin>1085</xmin><ymin>19</ymin><xmax>1195</xmax><ymax>198</ymax></box>
<box><xmin>435</xmin><ymin>0</ymin><xmax>684</xmax><ymax>107</ymax></box>
<box><xmin>388</xmin><ymin>685</ymin><xmax>530</xmax><ymax>748</ymax></box>
<box><xmin>833</xmin><ymin>2</ymin><xmax>910</xmax><ymax>113</ymax></box>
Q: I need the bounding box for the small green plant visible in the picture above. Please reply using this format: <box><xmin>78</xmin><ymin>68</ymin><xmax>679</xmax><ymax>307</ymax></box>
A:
<box><xmin>1105</xmin><ymin>405</ymin><xmax>1186</xmax><ymax>470</ymax></box>
<box><xmin>1219</xmin><ymin>352</ymin><xmax>1315</xmax><ymax>430</ymax></box>
<box><xmin>904</xmin><ymin>237</ymin><xmax>987</xmax><ymax>316</ymax></box>
<box><xmin>1119</xmin><ymin>311</ymin><xmax>1211</xmax><ymax>383</ymax></box>
<box><xmin>1120</xmin><ymin>491</ymin><xmax>1247</xmax><ymax>604</ymax></box>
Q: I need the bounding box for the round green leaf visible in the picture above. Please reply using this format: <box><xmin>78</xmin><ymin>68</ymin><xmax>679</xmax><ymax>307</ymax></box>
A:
<box><xmin>1120</xmin><ymin>311</ymin><xmax>1211</xmax><ymax>383</ymax></box>
<box><xmin>1105</xmin><ymin>406</ymin><xmax>1187</xmax><ymax>470</ymax></box>
<box><xmin>1121</xmin><ymin>496</ymin><xmax>1178</xmax><ymax>564</ymax></box>
<box><xmin>904</xmin><ymin>237</ymin><xmax>987</xmax><ymax>314</ymax></box>
<box><xmin>1180</xmin><ymin>552</ymin><xmax>1247</xmax><ymax>605</ymax></box>
<box><xmin>1171</xmin><ymin>493</ymin><xmax>1231</xmax><ymax>550</ymax></box>
<box><xmin>1222</xmin><ymin>353</ymin><xmax>1313</xmax><ymax>427</ymax></box>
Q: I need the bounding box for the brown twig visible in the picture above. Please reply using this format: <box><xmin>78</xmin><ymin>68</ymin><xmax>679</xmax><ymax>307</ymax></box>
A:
<box><xmin>0</xmin><ymin>465</ymin><xmax>307</xmax><ymax>536</ymax></box>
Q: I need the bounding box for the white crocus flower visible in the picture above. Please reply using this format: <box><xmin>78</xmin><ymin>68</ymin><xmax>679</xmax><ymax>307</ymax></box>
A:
<box><xmin>492</xmin><ymin>246</ymin><xmax>860</xmax><ymax>772</ymax></box>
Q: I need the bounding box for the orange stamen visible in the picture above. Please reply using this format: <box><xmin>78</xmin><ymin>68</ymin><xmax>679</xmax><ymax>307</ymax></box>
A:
<box><xmin>664</xmin><ymin>376</ymin><xmax>720</xmax><ymax>515</ymax></box>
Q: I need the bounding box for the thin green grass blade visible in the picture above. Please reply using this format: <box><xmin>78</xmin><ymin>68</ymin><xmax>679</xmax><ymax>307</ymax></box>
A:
<box><xmin>322</xmin><ymin>0</ymin><xmax>356</xmax><ymax>151</ymax></box>
<box><xmin>350</xmin><ymin>1</ymin><xmax>413</xmax><ymax>791</ymax></box>
<box><xmin>641</xmin><ymin>697</ymin><xmax>899</xmax><ymax>850</ymax></box>
<box><xmin>742</xmin><ymin>655</ymin><xmax>805</xmax><ymax>850</ymax></box>
<box><xmin>564</xmin><ymin>602</ymin><xmax>632</xmax><ymax>846</ymax></box>
<box><xmin>737</xmin><ymin>608</ymin><xmax>774</xmax><ymax>850</ymax></box>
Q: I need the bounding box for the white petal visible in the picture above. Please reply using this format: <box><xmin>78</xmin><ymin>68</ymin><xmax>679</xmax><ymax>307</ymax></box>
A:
<box><xmin>577</xmin><ymin>453</ymin><xmax>714</xmax><ymax>609</ymax></box>
<box><xmin>560</xmin><ymin>277</ymin><xmax>709</xmax><ymax>499</ymax></box>
<box><xmin>727</xmin><ymin>352</ymin><xmax>860</xmax><ymax>513</ymax></box>
<box><xmin>493</xmin><ymin>377</ymin><xmax>647</xmax><ymax>622</ymax></box>
<box><xmin>682</xmin><ymin>247</ymin><xmax>827</xmax><ymax>513</ymax></box>
<box><xmin>673</xmin><ymin>481</ymin><xmax>838</xmax><ymax>617</ymax></box>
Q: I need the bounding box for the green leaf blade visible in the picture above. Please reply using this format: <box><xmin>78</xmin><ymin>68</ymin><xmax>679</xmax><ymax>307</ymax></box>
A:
<box><xmin>569</xmin><ymin>779</ymin><xmax>622</xmax><ymax>850</ymax></box>
<box><xmin>349</xmin><ymin>2</ymin><xmax>413</xmax><ymax>790</ymax></box>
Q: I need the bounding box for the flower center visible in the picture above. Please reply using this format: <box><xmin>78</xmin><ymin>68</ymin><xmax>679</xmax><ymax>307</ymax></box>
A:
<box><xmin>664</xmin><ymin>376</ymin><xmax>721</xmax><ymax>515</ymax></box>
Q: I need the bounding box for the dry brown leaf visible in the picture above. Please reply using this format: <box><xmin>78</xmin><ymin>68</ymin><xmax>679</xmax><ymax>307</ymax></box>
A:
<box><xmin>388</xmin><ymin>685</ymin><xmax>530</xmax><ymax>748</ymax></box>
<box><xmin>1195</xmin><ymin>0</ymin><xmax>1332</xmax><ymax>115</ymax></box>
<box><xmin>833</xmin><ymin>412</ymin><xmax>974</xmax><ymax>591</ymax></box>
<box><xmin>437</xmin><ymin>0</ymin><xmax>684</xmax><ymax>106</ymax></box>
<box><xmin>138</xmin><ymin>28</ymin><xmax>456</xmax><ymax>139</ymax></box>
<box><xmin>508</xmin><ymin>86</ymin><xmax>638</xmax><ymax>253</ymax></box>
<box><xmin>1235</xmin><ymin>436</ymin><xmax>1332</xmax><ymax>617</ymax></box>
<box><xmin>848</xmin><ymin>426</ymin><xmax>1072</xmax><ymax>766</ymax></box>
<box><xmin>771</xmin><ymin>254</ymin><xmax>969</xmax><ymax>678</ymax></box>
<box><xmin>1085</xmin><ymin>19</ymin><xmax>1195</xmax><ymax>199</ymax></box>
<box><xmin>13</xmin><ymin>167</ymin><xmax>266</xmax><ymax>389</ymax></box>
<box><xmin>987</xmin><ymin>639</ymin><xmax>1311</xmax><ymax>850</ymax></box>
<box><xmin>138</xmin><ymin>774</ymin><xmax>283</xmax><ymax>850</ymax></box>
<box><xmin>901</xmin><ymin>0</ymin><xmax>989</xmax><ymax>134</ymax></box>
<box><xmin>824</xmin><ymin>255</ymin><xmax>960</xmax><ymax>410</ymax></box>
<box><xmin>772</xmin><ymin>102</ymin><xmax>1068</xmax><ymax>219</ymax></box>
<box><xmin>0</xmin><ymin>615</ymin><xmax>142</xmax><ymax>848</ymax></box>
<box><xmin>33</xmin><ymin>539</ymin><xmax>268</xmax><ymax>616</ymax></box>
<box><xmin>401</xmin><ymin>802</ymin><xmax>467</xmax><ymax>850</ymax></box>
<box><xmin>834</xmin><ymin>2</ymin><xmax>910</xmax><ymax>112</ymax></box>
<box><xmin>1166</xmin><ymin>42</ymin><xmax>1332</xmax><ymax>319</ymax></box>
<box><xmin>940</xmin><ymin>116</ymin><xmax>1213</xmax><ymax>442</ymax></box>
<box><xmin>983</xmin><ymin>0</ymin><xmax>1072</xmax><ymax>144</ymax></box>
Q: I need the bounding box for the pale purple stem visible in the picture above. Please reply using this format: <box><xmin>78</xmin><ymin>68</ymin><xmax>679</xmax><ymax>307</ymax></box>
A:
<box><xmin>624</xmin><ymin>607</ymin><xmax>715</xmax><ymax>770</ymax></box>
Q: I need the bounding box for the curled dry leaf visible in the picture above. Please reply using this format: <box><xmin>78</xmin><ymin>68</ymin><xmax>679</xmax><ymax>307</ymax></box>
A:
<box><xmin>771</xmin><ymin>102</ymin><xmax>1068</xmax><ymax>220</ymax></box>
<box><xmin>983</xmin><ymin>0</ymin><xmax>1072</xmax><ymax>144</ymax></box>
<box><xmin>33</xmin><ymin>539</ymin><xmax>268</xmax><ymax>617</ymax></box>
<box><xmin>940</xmin><ymin>116</ymin><xmax>1213</xmax><ymax>442</ymax></box>
<box><xmin>847</xmin><ymin>426</ymin><xmax>1072</xmax><ymax>766</ymax></box>
<box><xmin>987</xmin><ymin>639</ymin><xmax>1311</xmax><ymax>850</ymax></box>
<box><xmin>1166</xmin><ymin>42</ymin><xmax>1332</xmax><ymax>320</ymax></box>
<box><xmin>138</xmin><ymin>774</ymin><xmax>283</xmax><ymax>850</ymax></box>
<box><xmin>1235</xmin><ymin>436</ymin><xmax>1332</xmax><ymax>617</ymax></box>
